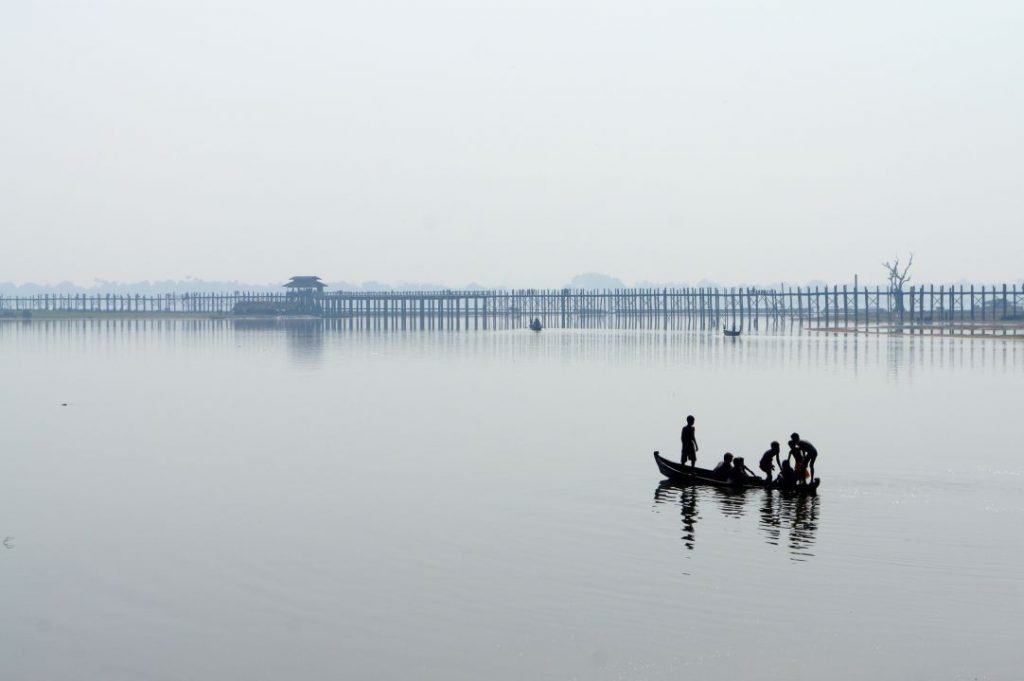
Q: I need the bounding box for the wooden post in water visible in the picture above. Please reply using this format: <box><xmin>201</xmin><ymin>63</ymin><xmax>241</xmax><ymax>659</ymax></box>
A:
<box><xmin>872</xmin><ymin>286</ymin><xmax>878</xmax><ymax>329</ymax></box>
<box><xmin>750</xmin><ymin>288</ymin><xmax>757</xmax><ymax>328</ymax></box>
<box><xmin>817</xmin><ymin>286</ymin><xmax>824</xmax><ymax>329</ymax></box>
<box><xmin>735</xmin><ymin>288</ymin><xmax>740</xmax><ymax>328</ymax></box>
<box><xmin>969</xmin><ymin>284</ymin><xmax>975</xmax><ymax>327</ymax></box>
<box><xmin>853</xmin><ymin>283</ymin><xmax>860</xmax><ymax>331</ymax></box>
<box><xmin>913</xmin><ymin>284</ymin><xmax>921</xmax><ymax>331</ymax></box>
<box><xmin>832</xmin><ymin>285</ymin><xmax>839</xmax><ymax>329</ymax></box>
<box><xmin>732</xmin><ymin>288</ymin><xmax>738</xmax><ymax>329</ymax></box>
<box><xmin>1003</xmin><ymin>284</ymin><xmax>1009</xmax><ymax>332</ymax></box>
<box><xmin>929</xmin><ymin>284</ymin><xmax>935</xmax><ymax>333</ymax></box>
<box><xmin>843</xmin><ymin>284</ymin><xmax>849</xmax><ymax>329</ymax></box>
<box><xmin>822</xmin><ymin>286</ymin><xmax>827</xmax><ymax>329</ymax></box>
<box><xmin>1014</xmin><ymin>284</ymin><xmax>1019</xmax><ymax>336</ymax></box>
<box><xmin>950</xmin><ymin>286</ymin><xmax>956</xmax><ymax>329</ymax></box>
<box><xmin>662</xmin><ymin>288</ymin><xmax>668</xmax><ymax>328</ymax></box>
<box><xmin>707</xmin><ymin>287</ymin><xmax>713</xmax><ymax>329</ymax></box>
<box><xmin>918</xmin><ymin>286</ymin><xmax>924</xmax><ymax>330</ymax></box>
<box><xmin>752</xmin><ymin>287</ymin><xmax>757</xmax><ymax>327</ymax></box>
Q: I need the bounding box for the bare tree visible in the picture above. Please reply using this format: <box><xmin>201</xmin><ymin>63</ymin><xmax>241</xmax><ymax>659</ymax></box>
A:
<box><xmin>882</xmin><ymin>253</ymin><xmax>914</xmax><ymax>319</ymax></box>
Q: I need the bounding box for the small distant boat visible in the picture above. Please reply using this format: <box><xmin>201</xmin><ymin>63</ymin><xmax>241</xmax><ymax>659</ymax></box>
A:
<box><xmin>723</xmin><ymin>325</ymin><xmax>742</xmax><ymax>337</ymax></box>
<box><xmin>529</xmin><ymin>318</ymin><xmax>543</xmax><ymax>332</ymax></box>
<box><xmin>653</xmin><ymin>451</ymin><xmax>819</xmax><ymax>494</ymax></box>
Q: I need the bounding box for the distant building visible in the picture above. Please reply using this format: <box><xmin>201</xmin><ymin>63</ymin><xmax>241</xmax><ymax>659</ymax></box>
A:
<box><xmin>233</xmin><ymin>276</ymin><xmax>328</xmax><ymax>316</ymax></box>
<box><xmin>282</xmin><ymin>276</ymin><xmax>325</xmax><ymax>315</ymax></box>
<box><xmin>284</xmin><ymin>276</ymin><xmax>326</xmax><ymax>294</ymax></box>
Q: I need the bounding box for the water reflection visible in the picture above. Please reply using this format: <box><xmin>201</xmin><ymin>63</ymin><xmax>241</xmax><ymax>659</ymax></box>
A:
<box><xmin>653</xmin><ymin>482</ymin><xmax>821</xmax><ymax>560</ymax></box>
<box><xmin>283</xmin><ymin>320</ymin><xmax>324</xmax><ymax>365</ymax></box>
<box><xmin>653</xmin><ymin>482</ymin><xmax>699</xmax><ymax>549</ymax></box>
<box><xmin>2</xmin><ymin>319</ymin><xmax>1021</xmax><ymax>380</ymax></box>
<box><xmin>231</xmin><ymin>318</ymin><xmax>324</xmax><ymax>365</ymax></box>
<box><xmin>758</xmin><ymin>488</ymin><xmax>820</xmax><ymax>561</ymax></box>
<box><xmin>710</xmin><ymin>487</ymin><xmax>748</xmax><ymax>518</ymax></box>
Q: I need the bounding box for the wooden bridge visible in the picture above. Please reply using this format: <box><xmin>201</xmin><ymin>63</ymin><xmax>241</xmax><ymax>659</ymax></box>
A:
<box><xmin>2</xmin><ymin>284</ymin><xmax>1022</xmax><ymax>335</ymax></box>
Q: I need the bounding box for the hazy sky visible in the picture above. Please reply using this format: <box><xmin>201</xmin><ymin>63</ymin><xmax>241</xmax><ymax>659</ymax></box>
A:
<box><xmin>2</xmin><ymin>1</ymin><xmax>1022</xmax><ymax>287</ymax></box>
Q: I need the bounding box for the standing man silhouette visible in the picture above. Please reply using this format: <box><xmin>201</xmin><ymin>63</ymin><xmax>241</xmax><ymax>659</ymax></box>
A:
<box><xmin>759</xmin><ymin>441</ymin><xmax>782</xmax><ymax>484</ymax></box>
<box><xmin>789</xmin><ymin>433</ymin><xmax>819</xmax><ymax>481</ymax></box>
<box><xmin>680</xmin><ymin>415</ymin><xmax>698</xmax><ymax>468</ymax></box>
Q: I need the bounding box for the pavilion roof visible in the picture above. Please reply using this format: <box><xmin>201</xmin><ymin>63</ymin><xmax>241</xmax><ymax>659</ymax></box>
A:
<box><xmin>284</xmin><ymin>276</ymin><xmax>326</xmax><ymax>289</ymax></box>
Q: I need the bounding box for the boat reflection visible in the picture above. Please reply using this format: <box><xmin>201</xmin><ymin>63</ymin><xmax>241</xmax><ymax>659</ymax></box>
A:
<box><xmin>653</xmin><ymin>481</ymin><xmax>821</xmax><ymax>560</ymax></box>
<box><xmin>710</xmin><ymin>487</ymin><xmax>748</xmax><ymax>518</ymax></box>
<box><xmin>758</xmin><ymin>487</ymin><xmax>820</xmax><ymax>561</ymax></box>
<box><xmin>653</xmin><ymin>481</ymin><xmax>699</xmax><ymax>550</ymax></box>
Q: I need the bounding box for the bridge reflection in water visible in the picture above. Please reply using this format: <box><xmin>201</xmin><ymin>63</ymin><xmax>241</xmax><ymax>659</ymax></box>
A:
<box><xmin>653</xmin><ymin>481</ymin><xmax>820</xmax><ymax>561</ymax></box>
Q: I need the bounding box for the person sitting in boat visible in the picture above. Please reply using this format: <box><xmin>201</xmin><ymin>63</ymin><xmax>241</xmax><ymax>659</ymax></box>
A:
<box><xmin>789</xmin><ymin>433</ymin><xmax>819</xmax><ymax>481</ymax></box>
<box><xmin>758</xmin><ymin>441</ymin><xmax>782</xmax><ymax>483</ymax></box>
<box><xmin>777</xmin><ymin>459</ymin><xmax>798</xmax><ymax>486</ymax></box>
<box><xmin>730</xmin><ymin>456</ymin><xmax>757</xmax><ymax>482</ymax></box>
<box><xmin>712</xmin><ymin>452</ymin><xmax>734</xmax><ymax>478</ymax></box>
<box><xmin>680</xmin><ymin>415</ymin><xmax>698</xmax><ymax>468</ymax></box>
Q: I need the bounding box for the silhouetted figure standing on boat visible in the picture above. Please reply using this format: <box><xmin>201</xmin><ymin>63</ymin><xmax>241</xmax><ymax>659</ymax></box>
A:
<box><xmin>680</xmin><ymin>415</ymin><xmax>698</xmax><ymax>467</ymax></box>
<box><xmin>787</xmin><ymin>442</ymin><xmax>807</xmax><ymax>482</ymax></box>
<box><xmin>759</xmin><ymin>441</ymin><xmax>782</xmax><ymax>484</ymax></box>
<box><xmin>789</xmin><ymin>433</ymin><xmax>818</xmax><ymax>481</ymax></box>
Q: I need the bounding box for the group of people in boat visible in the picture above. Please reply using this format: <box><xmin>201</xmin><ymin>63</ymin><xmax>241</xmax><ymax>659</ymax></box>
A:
<box><xmin>680</xmin><ymin>414</ymin><xmax>818</xmax><ymax>485</ymax></box>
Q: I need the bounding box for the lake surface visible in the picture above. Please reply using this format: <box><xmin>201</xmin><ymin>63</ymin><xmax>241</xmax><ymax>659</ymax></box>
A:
<box><xmin>1</xmin><ymin>319</ymin><xmax>1022</xmax><ymax>680</ymax></box>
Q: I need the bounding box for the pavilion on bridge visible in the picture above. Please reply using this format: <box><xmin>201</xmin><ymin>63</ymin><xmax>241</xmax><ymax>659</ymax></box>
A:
<box><xmin>283</xmin><ymin>276</ymin><xmax>327</xmax><ymax>294</ymax></box>
<box><xmin>282</xmin><ymin>275</ymin><xmax>326</xmax><ymax>314</ymax></box>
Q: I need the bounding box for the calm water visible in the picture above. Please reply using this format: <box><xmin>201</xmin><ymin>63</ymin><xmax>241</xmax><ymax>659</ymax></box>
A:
<box><xmin>1</xmin><ymin>320</ymin><xmax>1022</xmax><ymax>680</ymax></box>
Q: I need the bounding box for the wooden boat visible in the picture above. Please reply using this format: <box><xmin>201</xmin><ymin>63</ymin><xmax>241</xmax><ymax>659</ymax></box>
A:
<box><xmin>529</xmin><ymin>318</ymin><xmax>543</xmax><ymax>331</ymax></box>
<box><xmin>653</xmin><ymin>451</ymin><xmax>819</xmax><ymax>494</ymax></box>
<box><xmin>723</xmin><ymin>325</ymin><xmax>741</xmax><ymax>337</ymax></box>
